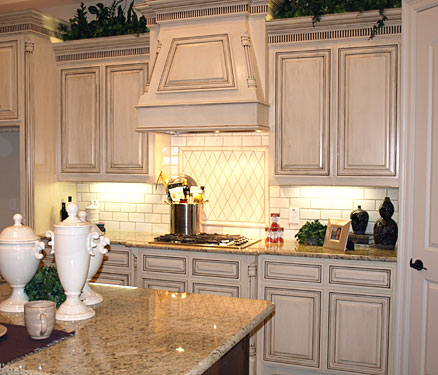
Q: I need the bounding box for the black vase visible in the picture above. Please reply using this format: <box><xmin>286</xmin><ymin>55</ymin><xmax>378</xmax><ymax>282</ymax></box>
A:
<box><xmin>373</xmin><ymin>197</ymin><xmax>398</xmax><ymax>250</ymax></box>
<box><xmin>350</xmin><ymin>205</ymin><xmax>369</xmax><ymax>234</ymax></box>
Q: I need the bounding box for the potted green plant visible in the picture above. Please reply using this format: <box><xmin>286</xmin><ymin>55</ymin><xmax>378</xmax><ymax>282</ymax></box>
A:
<box><xmin>24</xmin><ymin>265</ymin><xmax>66</xmax><ymax>308</ymax></box>
<box><xmin>59</xmin><ymin>0</ymin><xmax>148</xmax><ymax>41</ymax></box>
<box><xmin>272</xmin><ymin>0</ymin><xmax>401</xmax><ymax>38</ymax></box>
<box><xmin>295</xmin><ymin>219</ymin><xmax>327</xmax><ymax>246</ymax></box>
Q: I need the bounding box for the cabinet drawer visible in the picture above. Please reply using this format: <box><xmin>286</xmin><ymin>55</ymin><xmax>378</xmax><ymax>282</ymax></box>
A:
<box><xmin>104</xmin><ymin>248</ymin><xmax>131</xmax><ymax>268</ymax></box>
<box><xmin>140</xmin><ymin>278</ymin><xmax>186</xmax><ymax>292</ymax></box>
<box><xmin>264</xmin><ymin>261</ymin><xmax>321</xmax><ymax>283</ymax></box>
<box><xmin>192</xmin><ymin>282</ymin><xmax>240</xmax><ymax>298</ymax></box>
<box><xmin>192</xmin><ymin>258</ymin><xmax>239</xmax><ymax>279</ymax></box>
<box><xmin>92</xmin><ymin>270</ymin><xmax>132</xmax><ymax>286</ymax></box>
<box><xmin>329</xmin><ymin>266</ymin><xmax>391</xmax><ymax>288</ymax></box>
<box><xmin>142</xmin><ymin>255</ymin><xmax>187</xmax><ymax>275</ymax></box>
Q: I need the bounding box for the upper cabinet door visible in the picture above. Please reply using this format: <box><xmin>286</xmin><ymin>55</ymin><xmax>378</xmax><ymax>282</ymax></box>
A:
<box><xmin>105</xmin><ymin>63</ymin><xmax>148</xmax><ymax>175</ymax></box>
<box><xmin>275</xmin><ymin>49</ymin><xmax>330</xmax><ymax>175</ymax></box>
<box><xmin>60</xmin><ymin>67</ymin><xmax>101</xmax><ymax>174</ymax></box>
<box><xmin>337</xmin><ymin>45</ymin><xmax>398</xmax><ymax>176</ymax></box>
<box><xmin>0</xmin><ymin>40</ymin><xmax>18</xmax><ymax>121</ymax></box>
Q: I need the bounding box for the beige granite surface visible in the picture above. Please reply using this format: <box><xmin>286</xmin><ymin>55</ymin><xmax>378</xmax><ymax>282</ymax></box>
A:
<box><xmin>105</xmin><ymin>231</ymin><xmax>397</xmax><ymax>262</ymax></box>
<box><xmin>0</xmin><ymin>284</ymin><xmax>274</xmax><ymax>375</ymax></box>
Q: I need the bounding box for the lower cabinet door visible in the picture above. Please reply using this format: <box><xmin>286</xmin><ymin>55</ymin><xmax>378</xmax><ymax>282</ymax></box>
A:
<box><xmin>192</xmin><ymin>282</ymin><xmax>240</xmax><ymax>297</ymax></box>
<box><xmin>328</xmin><ymin>292</ymin><xmax>390</xmax><ymax>374</ymax></box>
<box><xmin>140</xmin><ymin>277</ymin><xmax>187</xmax><ymax>292</ymax></box>
<box><xmin>92</xmin><ymin>269</ymin><xmax>132</xmax><ymax>286</ymax></box>
<box><xmin>264</xmin><ymin>287</ymin><xmax>321</xmax><ymax>368</ymax></box>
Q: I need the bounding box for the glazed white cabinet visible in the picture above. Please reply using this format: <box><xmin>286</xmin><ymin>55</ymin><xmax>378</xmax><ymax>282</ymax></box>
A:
<box><xmin>54</xmin><ymin>35</ymin><xmax>153</xmax><ymax>182</ymax></box>
<box><xmin>268</xmin><ymin>10</ymin><xmax>401</xmax><ymax>187</ymax></box>
<box><xmin>257</xmin><ymin>255</ymin><xmax>396</xmax><ymax>375</ymax></box>
<box><xmin>92</xmin><ymin>244</ymin><xmax>136</xmax><ymax>287</ymax></box>
<box><xmin>135</xmin><ymin>248</ymin><xmax>257</xmax><ymax>299</ymax></box>
<box><xmin>0</xmin><ymin>10</ymin><xmax>75</xmax><ymax>233</ymax></box>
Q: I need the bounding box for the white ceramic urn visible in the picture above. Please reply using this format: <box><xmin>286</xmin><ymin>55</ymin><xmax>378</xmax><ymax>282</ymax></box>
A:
<box><xmin>0</xmin><ymin>214</ymin><xmax>44</xmax><ymax>313</ymax></box>
<box><xmin>78</xmin><ymin>211</ymin><xmax>110</xmax><ymax>305</ymax></box>
<box><xmin>46</xmin><ymin>203</ymin><xmax>99</xmax><ymax>321</ymax></box>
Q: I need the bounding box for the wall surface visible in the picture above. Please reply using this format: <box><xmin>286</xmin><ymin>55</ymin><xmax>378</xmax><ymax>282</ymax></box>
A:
<box><xmin>76</xmin><ymin>133</ymin><xmax>399</xmax><ymax>240</ymax></box>
<box><xmin>0</xmin><ymin>130</ymin><xmax>20</xmax><ymax>231</ymax></box>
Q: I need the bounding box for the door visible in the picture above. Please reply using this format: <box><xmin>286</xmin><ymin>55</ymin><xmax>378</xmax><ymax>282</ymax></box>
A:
<box><xmin>400</xmin><ymin>1</ymin><xmax>438</xmax><ymax>374</ymax></box>
<box><xmin>328</xmin><ymin>293</ymin><xmax>389</xmax><ymax>374</ymax></box>
<box><xmin>275</xmin><ymin>49</ymin><xmax>330</xmax><ymax>176</ymax></box>
<box><xmin>60</xmin><ymin>67</ymin><xmax>101</xmax><ymax>173</ymax></box>
<box><xmin>0</xmin><ymin>40</ymin><xmax>18</xmax><ymax>121</ymax></box>
<box><xmin>337</xmin><ymin>45</ymin><xmax>397</xmax><ymax>177</ymax></box>
<box><xmin>105</xmin><ymin>63</ymin><xmax>149</xmax><ymax>175</ymax></box>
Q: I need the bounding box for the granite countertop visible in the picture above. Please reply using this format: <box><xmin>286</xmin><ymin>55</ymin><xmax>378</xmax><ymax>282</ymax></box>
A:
<box><xmin>0</xmin><ymin>284</ymin><xmax>274</xmax><ymax>375</ymax></box>
<box><xmin>105</xmin><ymin>231</ymin><xmax>397</xmax><ymax>262</ymax></box>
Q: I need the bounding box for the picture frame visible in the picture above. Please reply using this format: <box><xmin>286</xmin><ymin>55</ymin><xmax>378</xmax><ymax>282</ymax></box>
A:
<box><xmin>323</xmin><ymin>218</ymin><xmax>351</xmax><ymax>251</ymax></box>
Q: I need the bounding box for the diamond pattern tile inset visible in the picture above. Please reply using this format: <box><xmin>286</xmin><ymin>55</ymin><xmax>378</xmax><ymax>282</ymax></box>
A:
<box><xmin>181</xmin><ymin>148</ymin><xmax>266</xmax><ymax>226</ymax></box>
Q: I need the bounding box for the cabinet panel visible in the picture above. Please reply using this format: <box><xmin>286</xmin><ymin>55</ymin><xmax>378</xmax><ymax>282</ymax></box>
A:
<box><xmin>92</xmin><ymin>270</ymin><xmax>131</xmax><ymax>286</ymax></box>
<box><xmin>192</xmin><ymin>282</ymin><xmax>240</xmax><ymax>298</ymax></box>
<box><xmin>264</xmin><ymin>287</ymin><xmax>321</xmax><ymax>368</ymax></box>
<box><xmin>328</xmin><ymin>292</ymin><xmax>389</xmax><ymax>374</ymax></box>
<box><xmin>0</xmin><ymin>40</ymin><xmax>18</xmax><ymax>121</ymax></box>
<box><xmin>338</xmin><ymin>45</ymin><xmax>397</xmax><ymax>176</ymax></box>
<box><xmin>192</xmin><ymin>258</ymin><xmax>239</xmax><ymax>279</ymax></box>
<box><xmin>142</xmin><ymin>254</ymin><xmax>187</xmax><ymax>275</ymax></box>
<box><xmin>105</xmin><ymin>64</ymin><xmax>149</xmax><ymax>174</ymax></box>
<box><xmin>264</xmin><ymin>261</ymin><xmax>321</xmax><ymax>283</ymax></box>
<box><xmin>104</xmin><ymin>247</ymin><xmax>131</xmax><ymax>268</ymax></box>
<box><xmin>61</xmin><ymin>67</ymin><xmax>101</xmax><ymax>173</ymax></box>
<box><xmin>140</xmin><ymin>277</ymin><xmax>186</xmax><ymax>292</ymax></box>
<box><xmin>275</xmin><ymin>49</ymin><xmax>330</xmax><ymax>175</ymax></box>
<box><xmin>329</xmin><ymin>265</ymin><xmax>391</xmax><ymax>288</ymax></box>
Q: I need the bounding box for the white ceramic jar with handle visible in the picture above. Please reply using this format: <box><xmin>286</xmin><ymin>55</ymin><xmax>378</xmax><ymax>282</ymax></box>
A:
<box><xmin>78</xmin><ymin>211</ymin><xmax>110</xmax><ymax>305</ymax></box>
<box><xmin>0</xmin><ymin>214</ymin><xmax>44</xmax><ymax>313</ymax></box>
<box><xmin>46</xmin><ymin>203</ymin><xmax>99</xmax><ymax>321</ymax></box>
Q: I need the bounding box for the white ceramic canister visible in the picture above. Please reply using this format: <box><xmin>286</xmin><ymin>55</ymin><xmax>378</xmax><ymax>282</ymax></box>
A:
<box><xmin>86</xmin><ymin>200</ymin><xmax>99</xmax><ymax>224</ymax></box>
<box><xmin>46</xmin><ymin>203</ymin><xmax>99</xmax><ymax>321</ymax></box>
<box><xmin>0</xmin><ymin>214</ymin><xmax>44</xmax><ymax>313</ymax></box>
<box><xmin>78</xmin><ymin>211</ymin><xmax>110</xmax><ymax>305</ymax></box>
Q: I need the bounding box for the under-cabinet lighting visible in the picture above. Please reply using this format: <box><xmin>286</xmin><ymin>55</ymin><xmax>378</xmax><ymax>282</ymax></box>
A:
<box><xmin>90</xmin><ymin>282</ymin><xmax>137</xmax><ymax>289</ymax></box>
<box><xmin>176</xmin><ymin>347</ymin><xmax>185</xmax><ymax>353</ymax></box>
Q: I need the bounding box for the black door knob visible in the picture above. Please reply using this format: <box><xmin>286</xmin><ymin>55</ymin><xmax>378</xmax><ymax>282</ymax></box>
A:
<box><xmin>410</xmin><ymin>258</ymin><xmax>427</xmax><ymax>271</ymax></box>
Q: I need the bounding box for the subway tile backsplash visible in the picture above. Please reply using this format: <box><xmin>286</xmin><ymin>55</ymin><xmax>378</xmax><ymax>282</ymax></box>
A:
<box><xmin>76</xmin><ymin>134</ymin><xmax>398</xmax><ymax>240</ymax></box>
<box><xmin>76</xmin><ymin>183</ymin><xmax>398</xmax><ymax>240</ymax></box>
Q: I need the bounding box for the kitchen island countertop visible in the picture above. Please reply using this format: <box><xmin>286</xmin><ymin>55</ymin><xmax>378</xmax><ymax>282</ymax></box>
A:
<box><xmin>104</xmin><ymin>231</ymin><xmax>397</xmax><ymax>262</ymax></box>
<box><xmin>0</xmin><ymin>284</ymin><xmax>274</xmax><ymax>375</ymax></box>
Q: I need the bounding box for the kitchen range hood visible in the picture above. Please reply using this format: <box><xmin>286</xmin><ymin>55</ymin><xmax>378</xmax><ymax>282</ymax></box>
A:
<box><xmin>135</xmin><ymin>0</ymin><xmax>269</xmax><ymax>134</ymax></box>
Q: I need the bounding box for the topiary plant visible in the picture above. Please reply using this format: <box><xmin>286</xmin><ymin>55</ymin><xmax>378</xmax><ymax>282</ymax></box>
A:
<box><xmin>295</xmin><ymin>219</ymin><xmax>327</xmax><ymax>246</ymax></box>
<box><xmin>24</xmin><ymin>265</ymin><xmax>66</xmax><ymax>308</ymax></box>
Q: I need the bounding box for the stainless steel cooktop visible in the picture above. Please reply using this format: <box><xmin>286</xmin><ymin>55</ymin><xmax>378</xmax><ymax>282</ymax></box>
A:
<box><xmin>152</xmin><ymin>233</ymin><xmax>260</xmax><ymax>249</ymax></box>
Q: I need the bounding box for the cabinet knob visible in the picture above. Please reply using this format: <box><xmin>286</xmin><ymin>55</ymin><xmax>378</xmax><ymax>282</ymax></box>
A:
<box><xmin>410</xmin><ymin>258</ymin><xmax>427</xmax><ymax>271</ymax></box>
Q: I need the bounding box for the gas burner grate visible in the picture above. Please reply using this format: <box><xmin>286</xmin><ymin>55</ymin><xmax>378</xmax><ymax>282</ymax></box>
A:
<box><xmin>152</xmin><ymin>233</ymin><xmax>260</xmax><ymax>249</ymax></box>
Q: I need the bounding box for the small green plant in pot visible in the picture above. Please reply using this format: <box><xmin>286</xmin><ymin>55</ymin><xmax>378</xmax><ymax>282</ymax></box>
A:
<box><xmin>295</xmin><ymin>220</ymin><xmax>327</xmax><ymax>246</ymax></box>
<box><xmin>24</xmin><ymin>265</ymin><xmax>66</xmax><ymax>308</ymax></box>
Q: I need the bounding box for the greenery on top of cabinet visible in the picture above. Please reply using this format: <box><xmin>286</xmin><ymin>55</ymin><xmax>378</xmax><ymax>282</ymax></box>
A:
<box><xmin>295</xmin><ymin>220</ymin><xmax>327</xmax><ymax>246</ymax></box>
<box><xmin>59</xmin><ymin>0</ymin><xmax>148</xmax><ymax>41</ymax></box>
<box><xmin>273</xmin><ymin>0</ymin><xmax>401</xmax><ymax>38</ymax></box>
